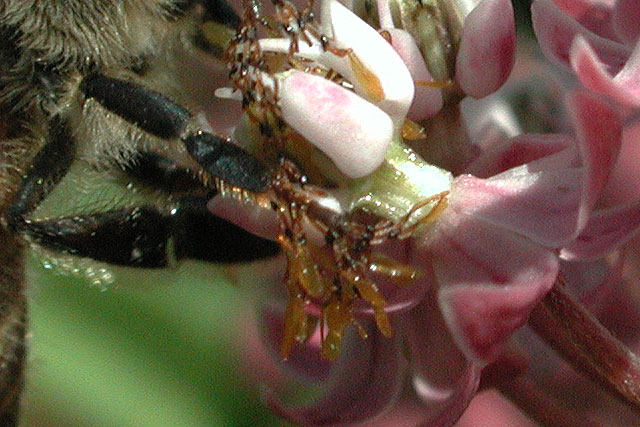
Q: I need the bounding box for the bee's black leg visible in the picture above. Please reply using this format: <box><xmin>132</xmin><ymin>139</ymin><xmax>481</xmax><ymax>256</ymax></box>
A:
<box><xmin>79</xmin><ymin>73</ymin><xmax>271</xmax><ymax>194</ymax></box>
<box><xmin>201</xmin><ymin>0</ymin><xmax>242</xmax><ymax>29</ymax></box>
<box><xmin>0</xmin><ymin>118</ymin><xmax>75</xmax><ymax>426</ymax></box>
<box><xmin>168</xmin><ymin>0</ymin><xmax>241</xmax><ymax>29</ymax></box>
<box><xmin>6</xmin><ymin>133</ymin><xmax>277</xmax><ymax>267</ymax></box>
<box><xmin>15</xmin><ymin>197</ymin><xmax>278</xmax><ymax>267</ymax></box>
<box><xmin>5</xmin><ymin>117</ymin><xmax>75</xmax><ymax>232</ymax></box>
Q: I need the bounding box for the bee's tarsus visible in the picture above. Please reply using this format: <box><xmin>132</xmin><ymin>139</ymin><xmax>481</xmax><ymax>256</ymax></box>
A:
<box><xmin>183</xmin><ymin>132</ymin><xmax>271</xmax><ymax>193</ymax></box>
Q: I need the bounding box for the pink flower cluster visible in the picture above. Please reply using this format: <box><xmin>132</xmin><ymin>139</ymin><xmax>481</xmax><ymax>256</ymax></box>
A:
<box><xmin>214</xmin><ymin>0</ymin><xmax>640</xmax><ymax>425</ymax></box>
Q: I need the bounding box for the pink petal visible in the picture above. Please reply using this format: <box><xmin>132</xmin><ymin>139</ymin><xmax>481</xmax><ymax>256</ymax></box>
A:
<box><xmin>279</xmin><ymin>71</ymin><xmax>393</xmax><ymax>178</ymax></box>
<box><xmin>457</xmin><ymin>92</ymin><xmax>620</xmax><ymax>246</ymax></box>
<box><xmin>264</xmin><ymin>324</ymin><xmax>406</xmax><ymax>425</ymax></box>
<box><xmin>560</xmin><ymin>201</ymin><xmax>640</xmax><ymax>260</ymax></box>
<box><xmin>386</xmin><ymin>28</ymin><xmax>444</xmax><ymax>120</ymax></box>
<box><xmin>532</xmin><ymin>0</ymin><xmax>629</xmax><ymax>71</ymax></box>
<box><xmin>600</xmin><ymin>121</ymin><xmax>640</xmax><ymax>206</ymax></box>
<box><xmin>259</xmin><ymin>302</ymin><xmax>333</xmax><ymax>381</ymax></box>
<box><xmin>323</xmin><ymin>0</ymin><xmax>414</xmax><ymax>122</ymax></box>
<box><xmin>426</xmin><ymin>210</ymin><xmax>559</xmax><ymax>363</ymax></box>
<box><xmin>553</xmin><ymin>0</ymin><xmax>618</xmax><ymax>41</ymax></box>
<box><xmin>560</xmin><ymin>256</ymin><xmax>616</xmax><ymax>298</ymax></box>
<box><xmin>566</xmin><ymin>90</ymin><xmax>622</xmax><ymax>215</ymax></box>
<box><xmin>464</xmin><ymin>133</ymin><xmax>572</xmax><ymax>178</ymax></box>
<box><xmin>450</xmin><ymin>168</ymin><xmax>583</xmax><ymax>248</ymax></box>
<box><xmin>614</xmin><ymin>0</ymin><xmax>640</xmax><ymax>45</ymax></box>
<box><xmin>571</xmin><ymin>35</ymin><xmax>640</xmax><ymax>107</ymax></box>
<box><xmin>398</xmin><ymin>294</ymin><xmax>482</xmax><ymax>426</ymax></box>
<box><xmin>455</xmin><ymin>0</ymin><xmax>516</xmax><ymax>98</ymax></box>
<box><xmin>461</xmin><ymin>97</ymin><xmax>522</xmax><ymax>157</ymax></box>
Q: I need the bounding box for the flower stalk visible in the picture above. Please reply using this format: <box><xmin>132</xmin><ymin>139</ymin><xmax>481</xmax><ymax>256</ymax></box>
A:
<box><xmin>528</xmin><ymin>276</ymin><xmax>640</xmax><ymax>409</ymax></box>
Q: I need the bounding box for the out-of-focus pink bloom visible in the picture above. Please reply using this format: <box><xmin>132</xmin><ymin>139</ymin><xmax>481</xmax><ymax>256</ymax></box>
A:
<box><xmin>532</xmin><ymin>0</ymin><xmax>640</xmax><ymax>107</ymax></box>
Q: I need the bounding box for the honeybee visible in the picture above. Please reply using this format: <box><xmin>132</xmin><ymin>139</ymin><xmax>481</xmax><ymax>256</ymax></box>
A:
<box><xmin>0</xmin><ymin>1</ymin><xmax>281</xmax><ymax>423</ymax></box>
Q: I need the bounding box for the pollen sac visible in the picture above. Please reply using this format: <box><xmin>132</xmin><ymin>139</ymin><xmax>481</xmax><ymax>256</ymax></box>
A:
<box><xmin>279</xmin><ymin>71</ymin><xmax>393</xmax><ymax>179</ymax></box>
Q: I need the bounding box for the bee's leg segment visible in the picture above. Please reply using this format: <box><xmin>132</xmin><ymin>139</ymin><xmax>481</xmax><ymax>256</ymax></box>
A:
<box><xmin>19</xmin><ymin>198</ymin><xmax>278</xmax><ymax>267</ymax></box>
<box><xmin>80</xmin><ymin>74</ymin><xmax>271</xmax><ymax>193</ymax></box>
<box><xmin>1</xmin><ymin>117</ymin><xmax>74</xmax><ymax>425</ymax></box>
<box><xmin>201</xmin><ymin>0</ymin><xmax>242</xmax><ymax>29</ymax></box>
<box><xmin>170</xmin><ymin>0</ymin><xmax>241</xmax><ymax>28</ymax></box>
<box><xmin>5</xmin><ymin>117</ymin><xmax>75</xmax><ymax>232</ymax></box>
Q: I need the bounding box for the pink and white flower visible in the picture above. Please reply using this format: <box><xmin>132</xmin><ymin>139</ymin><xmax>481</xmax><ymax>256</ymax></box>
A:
<box><xmin>209</xmin><ymin>0</ymin><xmax>640</xmax><ymax>425</ymax></box>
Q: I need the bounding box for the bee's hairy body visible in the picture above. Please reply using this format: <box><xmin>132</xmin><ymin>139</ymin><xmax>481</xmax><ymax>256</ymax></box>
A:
<box><xmin>0</xmin><ymin>1</ymin><xmax>277</xmax><ymax>423</ymax></box>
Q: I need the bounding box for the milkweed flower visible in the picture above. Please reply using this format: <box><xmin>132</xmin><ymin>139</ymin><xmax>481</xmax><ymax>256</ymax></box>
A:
<box><xmin>208</xmin><ymin>0</ymin><xmax>638</xmax><ymax>425</ymax></box>
<box><xmin>532</xmin><ymin>0</ymin><xmax>640</xmax><ymax>108</ymax></box>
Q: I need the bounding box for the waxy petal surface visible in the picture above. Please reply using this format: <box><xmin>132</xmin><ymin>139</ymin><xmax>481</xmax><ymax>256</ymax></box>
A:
<box><xmin>553</xmin><ymin>0</ymin><xmax>618</xmax><ymax>41</ymax></box>
<box><xmin>264</xmin><ymin>324</ymin><xmax>405</xmax><ymax>425</ymax></box>
<box><xmin>532</xmin><ymin>0</ymin><xmax>629</xmax><ymax>72</ymax></box>
<box><xmin>387</xmin><ymin>28</ymin><xmax>443</xmax><ymax>120</ymax></box>
<box><xmin>322</xmin><ymin>0</ymin><xmax>414</xmax><ymax>122</ymax></box>
<box><xmin>561</xmin><ymin>201</ymin><xmax>640</xmax><ymax>260</ymax></box>
<box><xmin>450</xmin><ymin>170</ymin><xmax>583</xmax><ymax>248</ymax></box>
<box><xmin>426</xmin><ymin>209</ymin><xmax>559</xmax><ymax>363</ymax></box>
<box><xmin>280</xmin><ymin>71</ymin><xmax>393</xmax><ymax>178</ymax></box>
<box><xmin>456</xmin><ymin>0</ymin><xmax>516</xmax><ymax>98</ymax></box>
<box><xmin>399</xmin><ymin>294</ymin><xmax>482</xmax><ymax>426</ymax></box>
<box><xmin>571</xmin><ymin>36</ymin><xmax>640</xmax><ymax>107</ymax></box>
<box><xmin>614</xmin><ymin>0</ymin><xmax>640</xmax><ymax>45</ymax></box>
<box><xmin>567</xmin><ymin>90</ymin><xmax>622</xmax><ymax>215</ymax></box>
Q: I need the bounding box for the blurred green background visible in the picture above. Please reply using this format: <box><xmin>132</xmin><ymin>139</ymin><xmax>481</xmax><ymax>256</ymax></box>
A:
<box><xmin>19</xmin><ymin>253</ymin><xmax>282</xmax><ymax>427</ymax></box>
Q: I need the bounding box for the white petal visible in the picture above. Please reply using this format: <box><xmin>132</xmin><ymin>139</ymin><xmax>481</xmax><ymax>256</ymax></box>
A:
<box><xmin>326</xmin><ymin>0</ymin><xmax>414</xmax><ymax>125</ymax></box>
<box><xmin>279</xmin><ymin>71</ymin><xmax>393</xmax><ymax>178</ymax></box>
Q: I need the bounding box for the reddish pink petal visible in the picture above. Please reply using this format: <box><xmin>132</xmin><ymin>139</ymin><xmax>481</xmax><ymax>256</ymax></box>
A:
<box><xmin>426</xmin><ymin>210</ymin><xmax>558</xmax><ymax>363</ymax></box>
<box><xmin>561</xmin><ymin>201</ymin><xmax>640</xmax><ymax>260</ymax></box>
<box><xmin>456</xmin><ymin>0</ymin><xmax>516</xmax><ymax>98</ymax></box>
<box><xmin>464</xmin><ymin>133</ymin><xmax>572</xmax><ymax>178</ymax></box>
<box><xmin>457</xmin><ymin>92</ymin><xmax>620</xmax><ymax>246</ymax></box>
<box><xmin>553</xmin><ymin>0</ymin><xmax>618</xmax><ymax>41</ymax></box>
<box><xmin>259</xmin><ymin>302</ymin><xmax>333</xmax><ymax>381</ymax></box>
<box><xmin>532</xmin><ymin>0</ymin><xmax>629</xmax><ymax>71</ymax></box>
<box><xmin>387</xmin><ymin>28</ymin><xmax>443</xmax><ymax>120</ymax></box>
<box><xmin>600</xmin><ymin>121</ymin><xmax>640</xmax><ymax>206</ymax></box>
<box><xmin>397</xmin><ymin>294</ymin><xmax>482</xmax><ymax>426</ymax></box>
<box><xmin>613</xmin><ymin>0</ymin><xmax>640</xmax><ymax>45</ymax></box>
<box><xmin>264</xmin><ymin>324</ymin><xmax>406</xmax><ymax>425</ymax></box>
<box><xmin>566</xmin><ymin>90</ymin><xmax>622</xmax><ymax>215</ymax></box>
<box><xmin>571</xmin><ymin>36</ymin><xmax>640</xmax><ymax>107</ymax></box>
